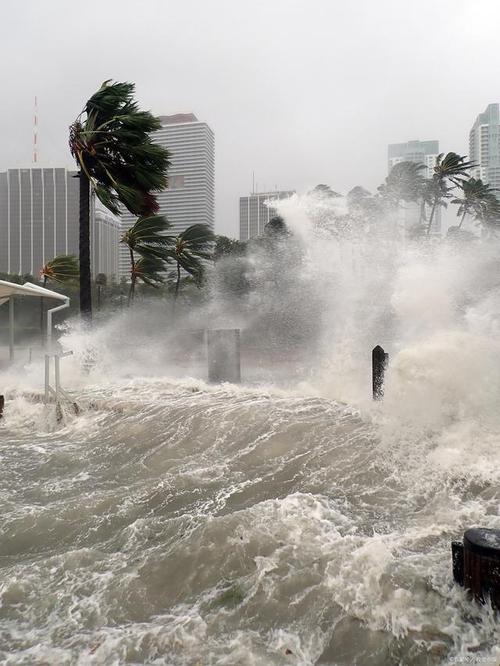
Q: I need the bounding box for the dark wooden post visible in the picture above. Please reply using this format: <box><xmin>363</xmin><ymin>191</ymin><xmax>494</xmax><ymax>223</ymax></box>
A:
<box><xmin>372</xmin><ymin>345</ymin><xmax>388</xmax><ymax>400</ymax></box>
<box><xmin>0</xmin><ymin>395</ymin><xmax>4</xmax><ymax>419</ymax></box>
<box><xmin>207</xmin><ymin>329</ymin><xmax>241</xmax><ymax>383</ymax></box>
<box><xmin>451</xmin><ymin>528</ymin><xmax>500</xmax><ymax>608</ymax></box>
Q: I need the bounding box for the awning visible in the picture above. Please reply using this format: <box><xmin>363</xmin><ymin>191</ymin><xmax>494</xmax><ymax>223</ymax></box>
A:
<box><xmin>0</xmin><ymin>280</ymin><xmax>68</xmax><ymax>306</ymax></box>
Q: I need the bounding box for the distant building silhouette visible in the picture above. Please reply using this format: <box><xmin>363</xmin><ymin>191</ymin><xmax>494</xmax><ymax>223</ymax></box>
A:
<box><xmin>388</xmin><ymin>139</ymin><xmax>440</xmax><ymax>179</ymax></box>
<box><xmin>0</xmin><ymin>167</ymin><xmax>120</xmax><ymax>278</ymax></box>
<box><xmin>469</xmin><ymin>104</ymin><xmax>500</xmax><ymax>196</ymax></box>
<box><xmin>119</xmin><ymin>113</ymin><xmax>215</xmax><ymax>276</ymax></box>
<box><xmin>239</xmin><ymin>190</ymin><xmax>294</xmax><ymax>241</ymax></box>
<box><xmin>387</xmin><ymin>139</ymin><xmax>441</xmax><ymax>235</ymax></box>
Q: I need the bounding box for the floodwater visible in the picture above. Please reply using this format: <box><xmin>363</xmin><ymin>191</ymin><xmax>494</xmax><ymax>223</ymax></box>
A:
<box><xmin>2</xmin><ymin>196</ymin><xmax>500</xmax><ymax>664</ymax></box>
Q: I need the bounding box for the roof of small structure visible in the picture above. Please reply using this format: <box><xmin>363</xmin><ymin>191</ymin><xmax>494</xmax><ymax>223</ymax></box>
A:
<box><xmin>0</xmin><ymin>280</ymin><xmax>68</xmax><ymax>306</ymax></box>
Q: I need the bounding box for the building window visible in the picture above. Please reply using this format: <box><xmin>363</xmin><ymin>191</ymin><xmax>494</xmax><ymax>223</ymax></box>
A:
<box><xmin>168</xmin><ymin>175</ymin><xmax>185</xmax><ymax>189</ymax></box>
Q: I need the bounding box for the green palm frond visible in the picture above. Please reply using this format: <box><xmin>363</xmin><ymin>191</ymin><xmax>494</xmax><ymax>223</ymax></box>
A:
<box><xmin>69</xmin><ymin>80</ymin><xmax>171</xmax><ymax>216</ymax></box>
<box><xmin>121</xmin><ymin>215</ymin><xmax>174</xmax><ymax>259</ymax></box>
<box><xmin>379</xmin><ymin>161</ymin><xmax>427</xmax><ymax>204</ymax></box>
<box><xmin>132</xmin><ymin>255</ymin><xmax>166</xmax><ymax>288</ymax></box>
<box><xmin>451</xmin><ymin>177</ymin><xmax>499</xmax><ymax>223</ymax></box>
<box><xmin>40</xmin><ymin>255</ymin><xmax>79</xmax><ymax>284</ymax></box>
<box><xmin>171</xmin><ymin>224</ymin><xmax>214</xmax><ymax>302</ymax></box>
<box><xmin>433</xmin><ymin>152</ymin><xmax>476</xmax><ymax>188</ymax></box>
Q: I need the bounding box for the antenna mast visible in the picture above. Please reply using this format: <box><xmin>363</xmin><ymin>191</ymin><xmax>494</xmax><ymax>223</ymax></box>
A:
<box><xmin>33</xmin><ymin>96</ymin><xmax>38</xmax><ymax>163</ymax></box>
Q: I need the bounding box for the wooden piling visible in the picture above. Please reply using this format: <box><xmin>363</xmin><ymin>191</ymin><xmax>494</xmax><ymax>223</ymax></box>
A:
<box><xmin>0</xmin><ymin>395</ymin><xmax>4</xmax><ymax>419</ymax></box>
<box><xmin>372</xmin><ymin>345</ymin><xmax>388</xmax><ymax>400</ymax></box>
<box><xmin>452</xmin><ymin>528</ymin><xmax>500</xmax><ymax>608</ymax></box>
<box><xmin>207</xmin><ymin>329</ymin><xmax>241</xmax><ymax>383</ymax></box>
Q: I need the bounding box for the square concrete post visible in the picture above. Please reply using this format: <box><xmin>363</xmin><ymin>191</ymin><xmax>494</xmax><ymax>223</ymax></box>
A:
<box><xmin>207</xmin><ymin>329</ymin><xmax>241</xmax><ymax>383</ymax></box>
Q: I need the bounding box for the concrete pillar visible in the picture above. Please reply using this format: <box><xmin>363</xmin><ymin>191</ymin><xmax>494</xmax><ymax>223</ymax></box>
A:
<box><xmin>207</xmin><ymin>329</ymin><xmax>241</xmax><ymax>383</ymax></box>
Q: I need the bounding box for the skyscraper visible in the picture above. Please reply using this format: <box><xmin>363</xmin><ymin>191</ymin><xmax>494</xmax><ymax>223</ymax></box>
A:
<box><xmin>119</xmin><ymin>113</ymin><xmax>215</xmax><ymax>276</ymax></box>
<box><xmin>239</xmin><ymin>190</ymin><xmax>295</xmax><ymax>241</ymax></box>
<box><xmin>469</xmin><ymin>103</ymin><xmax>500</xmax><ymax>193</ymax></box>
<box><xmin>0</xmin><ymin>167</ymin><xmax>120</xmax><ymax>278</ymax></box>
<box><xmin>388</xmin><ymin>140</ymin><xmax>439</xmax><ymax>178</ymax></box>
<box><xmin>387</xmin><ymin>140</ymin><xmax>441</xmax><ymax>234</ymax></box>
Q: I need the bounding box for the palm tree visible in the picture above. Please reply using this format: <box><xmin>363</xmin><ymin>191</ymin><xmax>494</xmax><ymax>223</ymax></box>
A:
<box><xmin>39</xmin><ymin>255</ymin><xmax>79</xmax><ymax>337</ymax></box>
<box><xmin>451</xmin><ymin>177</ymin><xmax>499</xmax><ymax>228</ymax></box>
<box><xmin>169</xmin><ymin>224</ymin><xmax>214</xmax><ymax>304</ymax></box>
<box><xmin>425</xmin><ymin>152</ymin><xmax>476</xmax><ymax>235</ymax></box>
<box><xmin>130</xmin><ymin>255</ymin><xmax>165</xmax><ymax>300</ymax></box>
<box><xmin>265</xmin><ymin>215</ymin><xmax>289</xmax><ymax>236</ymax></box>
<box><xmin>120</xmin><ymin>215</ymin><xmax>172</xmax><ymax>302</ymax></box>
<box><xmin>379</xmin><ymin>161</ymin><xmax>430</xmax><ymax>229</ymax></box>
<box><xmin>69</xmin><ymin>80</ymin><xmax>171</xmax><ymax>319</ymax></box>
<box><xmin>379</xmin><ymin>161</ymin><xmax>426</xmax><ymax>207</ymax></box>
<box><xmin>40</xmin><ymin>255</ymin><xmax>79</xmax><ymax>288</ymax></box>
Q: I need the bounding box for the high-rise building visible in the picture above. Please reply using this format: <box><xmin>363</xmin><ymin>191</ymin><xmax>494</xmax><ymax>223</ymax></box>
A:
<box><xmin>388</xmin><ymin>140</ymin><xmax>439</xmax><ymax>178</ymax></box>
<box><xmin>119</xmin><ymin>113</ymin><xmax>215</xmax><ymax>276</ymax></box>
<box><xmin>469</xmin><ymin>103</ymin><xmax>500</xmax><ymax>193</ymax></box>
<box><xmin>0</xmin><ymin>167</ymin><xmax>120</xmax><ymax>278</ymax></box>
<box><xmin>387</xmin><ymin>140</ymin><xmax>441</xmax><ymax>234</ymax></box>
<box><xmin>239</xmin><ymin>190</ymin><xmax>295</xmax><ymax>241</ymax></box>
<box><xmin>91</xmin><ymin>202</ymin><xmax>121</xmax><ymax>278</ymax></box>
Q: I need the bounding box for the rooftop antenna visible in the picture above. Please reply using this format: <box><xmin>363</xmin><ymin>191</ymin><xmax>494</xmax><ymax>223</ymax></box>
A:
<box><xmin>252</xmin><ymin>171</ymin><xmax>255</xmax><ymax>194</ymax></box>
<box><xmin>33</xmin><ymin>96</ymin><xmax>38</xmax><ymax>164</ymax></box>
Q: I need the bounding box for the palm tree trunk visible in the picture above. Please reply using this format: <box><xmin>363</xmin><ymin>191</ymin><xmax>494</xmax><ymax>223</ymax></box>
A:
<box><xmin>79</xmin><ymin>170</ymin><xmax>92</xmax><ymax>319</ymax></box>
<box><xmin>426</xmin><ymin>199</ymin><xmax>438</xmax><ymax>236</ymax></box>
<box><xmin>128</xmin><ymin>247</ymin><xmax>136</xmax><ymax>305</ymax></box>
<box><xmin>458</xmin><ymin>210</ymin><xmax>467</xmax><ymax>229</ymax></box>
<box><xmin>174</xmin><ymin>261</ymin><xmax>181</xmax><ymax>301</ymax></box>
<box><xmin>419</xmin><ymin>199</ymin><xmax>427</xmax><ymax>224</ymax></box>
<box><xmin>40</xmin><ymin>277</ymin><xmax>47</xmax><ymax>343</ymax></box>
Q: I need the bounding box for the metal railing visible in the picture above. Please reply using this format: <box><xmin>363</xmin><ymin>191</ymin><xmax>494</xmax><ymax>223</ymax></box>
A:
<box><xmin>44</xmin><ymin>350</ymin><xmax>74</xmax><ymax>404</ymax></box>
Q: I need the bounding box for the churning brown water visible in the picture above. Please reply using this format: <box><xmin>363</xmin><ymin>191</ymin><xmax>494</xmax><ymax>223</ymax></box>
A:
<box><xmin>1</xmin><ymin>372</ymin><xmax>500</xmax><ymax>665</ymax></box>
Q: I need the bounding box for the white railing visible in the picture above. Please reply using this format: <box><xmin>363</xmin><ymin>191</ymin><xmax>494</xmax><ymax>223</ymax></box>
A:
<box><xmin>44</xmin><ymin>350</ymin><xmax>73</xmax><ymax>404</ymax></box>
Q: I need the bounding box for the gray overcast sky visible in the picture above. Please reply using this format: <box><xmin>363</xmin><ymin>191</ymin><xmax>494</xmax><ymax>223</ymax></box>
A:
<box><xmin>1</xmin><ymin>0</ymin><xmax>499</xmax><ymax>237</ymax></box>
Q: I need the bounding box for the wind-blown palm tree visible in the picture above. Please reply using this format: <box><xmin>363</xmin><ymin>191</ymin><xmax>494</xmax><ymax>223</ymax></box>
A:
<box><xmin>40</xmin><ymin>255</ymin><xmax>79</xmax><ymax>288</ymax></box>
<box><xmin>425</xmin><ymin>152</ymin><xmax>476</xmax><ymax>235</ymax></box>
<box><xmin>379</xmin><ymin>161</ymin><xmax>426</xmax><ymax>207</ymax></box>
<box><xmin>379</xmin><ymin>161</ymin><xmax>431</xmax><ymax>229</ymax></box>
<box><xmin>69</xmin><ymin>80</ymin><xmax>171</xmax><ymax>319</ymax></box>
<box><xmin>451</xmin><ymin>177</ymin><xmax>499</xmax><ymax>228</ymax></box>
<box><xmin>120</xmin><ymin>215</ymin><xmax>172</xmax><ymax>301</ymax></box>
<box><xmin>39</xmin><ymin>255</ymin><xmax>79</xmax><ymax>337</ymax></box>
<box><xmin>169</xmin><ymin>224</ymin><xmax>214</xmax><ymax>303</ymax></box>
<box><xmin>130</xmin><ymin>255</ymin><xmax>165</xmax><ymax>300</ymax></box>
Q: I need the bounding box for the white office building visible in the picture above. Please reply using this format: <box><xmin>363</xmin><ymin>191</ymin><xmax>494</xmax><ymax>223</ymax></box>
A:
<box><xmin>119</xmin><ymin>113</ymin><xmax>215</xmax><ymax>276</ymax></box>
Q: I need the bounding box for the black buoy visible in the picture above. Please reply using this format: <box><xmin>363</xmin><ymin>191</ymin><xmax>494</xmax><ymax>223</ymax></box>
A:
<box><xmin>372</xmin><ymin>345</ymin><xmax>388</xmax><ymax>400</ymax></box>
<box><xmin>452</xmin><ymin>528</ymin><xmax>500</xmax><ymax>608</ymax></box>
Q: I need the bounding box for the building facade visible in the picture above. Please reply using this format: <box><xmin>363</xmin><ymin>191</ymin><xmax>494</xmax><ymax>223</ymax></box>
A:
<box><xmin>469</xmin><ymin>103</ymin><xmax>500</xmax><ymax>194</ymax></box>
<box><xmin>239</xmin><ymin>190</ymin><xmax>295</xmax><ymax>241</ymax></box>
<box><xmin>388</xmin><ymin>140</ymin><xmax>439</xmax><ymax>178</ymax></box>
<box><xmin>91</xmin><ymin>201</ymin><xmax>121</xmax><ymax>278</ymax></box>
<box><xmin>119</xmin><ymin>113</ymin><xmax>215</xmax><ymax>276</ymax></box>
<box><xmin>0</xmin><ymin>167</ymin><xmax>120</xmax><ymax>278</ymax></box>
<box><xmin>387</xmin><ymin>140</ymin><xmax>441</xmax><ymax>235</ymax></box>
